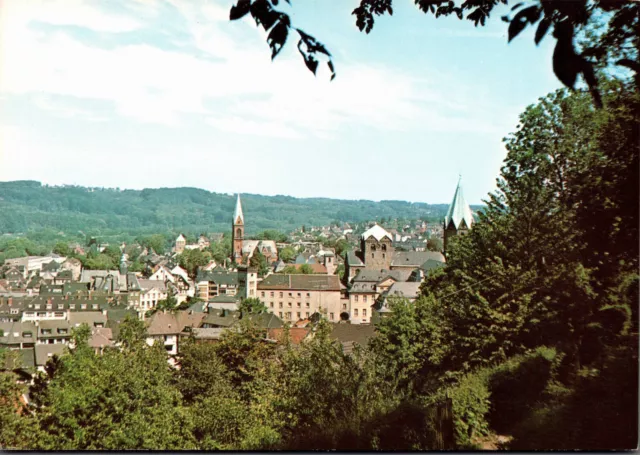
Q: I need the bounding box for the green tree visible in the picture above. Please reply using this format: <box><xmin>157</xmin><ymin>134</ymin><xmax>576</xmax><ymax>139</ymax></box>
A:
<box><xmin>52</xmin><ymin>241</ymin><xmax>70</xmax><ymax>256</ymax></box>
<box><xmin>249</xmin><ymin>250</ymin><xmax>269</xmax><ymax>277</ymax></box>
<box><xmin>145</xmin><ymin>294</ymin><xmax>179</xmax><ymax>318</ymax></box>
<box><xmin>179</xmin><ymin>249</ymin><xmax>210</xmax><ymax>279</ymax></box>
<box><xmin>140</xmin><ymin>234</ymin><xmax>167</xmax><ymax>254</ymax></box>
<box><xmin>31</xmin><ymin>323</ymin><xmax>195</xmax><ymax>450</ymax></box>
<box><xmin>281</xmin><ymin>265</ymin><xmax>297</xmax><ymax>274</ymax></box>
<box><xmin>426</xmin><ymin>237</ymin><xmax>443</xmax><ymax>252</ymax></box>
<box><xmin>278</xmin><ymin>246</ymin><xmax>296</xmax><ymax>263</ymax></box>
<box><xmin>240</xmin><ymin>297</ymin><xmax>268</xmax><ymax>314</ymax></box>
<box><xmin>0</xmin><ymin>350</ymin><xmax>37</xmax><ymax>449</ymax></box>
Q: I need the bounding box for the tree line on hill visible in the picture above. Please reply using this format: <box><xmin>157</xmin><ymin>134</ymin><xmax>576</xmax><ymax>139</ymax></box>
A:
<box><xmin>0</xmin><ymin>80</ymin><xmax>637</xmax><ymax>449</ymax></box>
<box><xmin>0</xmin><ymin>181</ymin><xmax>460</xmax><ymax>237</ymax></box>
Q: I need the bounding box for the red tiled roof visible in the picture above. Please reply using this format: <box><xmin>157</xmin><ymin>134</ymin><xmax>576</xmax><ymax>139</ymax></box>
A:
<box><xmin>267</xmin><ymin>327</ymin><xmax>310</xmax><ymax>344</ymax></box>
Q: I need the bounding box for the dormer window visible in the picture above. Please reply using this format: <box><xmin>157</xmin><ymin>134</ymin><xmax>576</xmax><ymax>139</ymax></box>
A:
<box><xmin>58</xmin><ymin>304</ymin><xmax>64</xmax><ymax>309</ymax></box>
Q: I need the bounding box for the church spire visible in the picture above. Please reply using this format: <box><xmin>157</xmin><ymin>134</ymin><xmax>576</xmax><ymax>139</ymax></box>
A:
<box><xmin>233</xmin><ymin>194</ymin><xmax>244</xmax><ymax>225</ymax></box>
<box><xmin>444</xmin><ymin>176</ymin><xmax>474</xmax><ymax>230</ymax></box>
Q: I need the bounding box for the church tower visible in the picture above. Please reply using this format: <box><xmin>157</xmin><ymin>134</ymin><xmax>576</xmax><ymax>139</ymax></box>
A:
<box><xmin>231</xmin><ymin>194</ymin><xmax>245</xmax><ymax>263</ymax></box>
<box><xmin>443</xmin><ymin>177</ymin><xmax>474</xmax><ymax>253</ymax></box>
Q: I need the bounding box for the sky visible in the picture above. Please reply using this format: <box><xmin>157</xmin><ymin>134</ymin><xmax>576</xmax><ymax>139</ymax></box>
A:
<box><xmin>0</xmin><ymin>0</ymin><xmax>563</xmax><ymax>205</ymax></box>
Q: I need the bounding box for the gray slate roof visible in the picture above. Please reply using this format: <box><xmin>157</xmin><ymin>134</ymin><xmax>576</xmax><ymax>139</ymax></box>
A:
<box><xmin>391</xmin><ymin>251</ymin><xmax>445</xmax><ymax>267</ymax></box>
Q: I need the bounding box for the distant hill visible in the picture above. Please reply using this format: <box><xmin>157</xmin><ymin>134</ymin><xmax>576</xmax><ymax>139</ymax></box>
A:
<box><xmin>0</xmin><ymin>181</ymin><xmax>477</xmax><ymax>236</ymax></box>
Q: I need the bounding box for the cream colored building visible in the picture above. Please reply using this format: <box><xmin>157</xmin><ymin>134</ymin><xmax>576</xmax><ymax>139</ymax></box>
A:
<box><xmin>258</xmin><ymin>275</ymin><xmax>341</xmax><ymax>322</ymax></box>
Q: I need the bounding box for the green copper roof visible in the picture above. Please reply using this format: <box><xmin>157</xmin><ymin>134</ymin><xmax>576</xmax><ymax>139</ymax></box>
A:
<box><xmin>444</xmin><ymin>177</ymin><xmax>474</xmax><ymax>230</ymax></box>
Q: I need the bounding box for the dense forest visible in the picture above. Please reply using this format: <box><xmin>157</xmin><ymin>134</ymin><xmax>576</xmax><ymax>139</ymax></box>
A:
<box><xmin>0</xmin><ymin>181</ymin><xmax>461</xmax><ymax>236</ymax></box>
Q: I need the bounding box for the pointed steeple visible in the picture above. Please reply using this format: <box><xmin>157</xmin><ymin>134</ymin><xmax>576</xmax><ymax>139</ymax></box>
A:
<box><xmin>444</xmin><ymin>176</ymin><xmax>474</xmax><ymax>230</ymax></box>
<box><xmin>233</xmin><ymin>194</ymin><xmax>244</xmax><ymax>225</ymax></box>
<box><xmin>119</xmin><ymin>252</ymin><xmax>127</xmax><ymax>276</ymax></box>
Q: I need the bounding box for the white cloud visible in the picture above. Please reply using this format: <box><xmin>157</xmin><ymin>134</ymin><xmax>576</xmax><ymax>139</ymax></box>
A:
<box><xmin>0</xmin><ymin>0</ymin><xmax>508</xmax><ymax>137</ymax></box>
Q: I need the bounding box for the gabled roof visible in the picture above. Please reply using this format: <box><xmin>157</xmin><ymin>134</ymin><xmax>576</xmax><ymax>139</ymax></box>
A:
<box><xmin>391</xmin><ymin>251</ymin><xmax>445</xmax><ymax>268</ymax></box>
<box><xmin>328</xmin><ymin>324</ymin><xmax>376</xmax><ymax>347</ymax></box>
<box><xmin>353</xmin><ymin>269</ymin><xmax>405</xmax><ymax>283</ymax></box>
<box><xmin>361</xmin><ymin>224</ymin><xmax>393</xmax><ymax>242</ymax></box>
<box><xmin>444</xmin><ymin>177</ymin><xmax>474</xmax><ymax>230</ymax></box>
<box><xmin>385</xmin><ymin>281</ymin><xmax>422</xmax><ymax>300</ymax></box>
<box><xmin>258</xmin><ymin>275</ymin><xmax>341</xmax><ymax>291</ymax></box>
<box><xmin>35</xmin><ymin>344</ymin><xmax>66</xmax><ymax>367</ymax></box>
<box><xmin>233</xmin><ymin>194</ymin><xmax>244</xmax><ymax>225</ymax></box>
<box><xmin>345</xmin><ymin>251</ymin><xmax>364</xmax><ymax>267</ymax></box>
<box><xmin>146</xmin><ymin>311</ymin><xmax>206</xmax><ymax>336</ymax></box>
<box><xmin>196</xmin><ymin>270</ymin><xmax>239</xmax><ymax>286</ymax></box>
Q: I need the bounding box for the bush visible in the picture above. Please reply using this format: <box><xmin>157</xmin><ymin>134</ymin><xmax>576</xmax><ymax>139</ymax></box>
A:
<box><xmin>434</xmin><ymin>347</ymin><xmax>559</xmax><ymax>446</ymax></box>
<box><xmin>510</xmin><ymin>340</ymin><xmax>638</xmax><ymax>450</ymax></box>
<box><xmin>487</xmin><ymin>346</ymin><xmax>560</xmax><ymax>433</ymax></box>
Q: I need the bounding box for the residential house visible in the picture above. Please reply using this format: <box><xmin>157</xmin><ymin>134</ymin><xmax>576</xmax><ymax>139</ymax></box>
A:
<box><xmin>145</xmin><ymin>311</ymin><xmax>206</xmax><ymax>356</ymax></box>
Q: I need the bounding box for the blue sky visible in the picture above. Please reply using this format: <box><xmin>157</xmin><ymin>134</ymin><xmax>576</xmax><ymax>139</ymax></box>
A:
<box><xmin>0</xmin><ymin>0</ymin><xmax>562</xmax><ymax>205</ymax></box>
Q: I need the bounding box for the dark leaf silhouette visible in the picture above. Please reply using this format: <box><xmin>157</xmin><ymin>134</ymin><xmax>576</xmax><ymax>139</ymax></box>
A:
<box><xmin>534</xmin><ymin>16</ymin><xmax>552</xmax><ymax>45</ymax></box>
<box><xmin>508</xmin><ymin>5</ymin><xmax>540</xmax><ymax>42</ymax></box>
<box><xmin>267</xmin><ymin>18</ymin><xmax>290</xmax><ymax>59</ymax></box>
<box><xmin>580</xmin><ymin>60</ymin><xmax>602</xmax><ymax>109</ymax></box>
<box><xmin>229</xmin><ymin>0</ymin><xmax>337</xmax><ymax>80</ymax></box>
<box><xmin>552</xmin><ymin>23</ymin><xmax>579</xmax><ymax>89</ymax></box>
<box><xmin>250</xmin><ymin>0</ymin><xmax>280</xmax><ymax>31</ymax></box>
<box><xmin>229</xmin><ymin>0</ymin><xmax>251</xmax><ymax>20</ymax></box>
<box><xmin>617</xmin><ymin>59</ymin><xmax>640</xmax><ymax>73</ymax></box>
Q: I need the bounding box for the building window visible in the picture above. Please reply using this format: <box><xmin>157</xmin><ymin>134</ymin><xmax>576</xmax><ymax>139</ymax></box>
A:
<box><xmin>297</xmin><ymin>312</ymin><xmax>301</xmax><ymax>319</ymax></box>
<box><xmin>288</xmin><ymin>292</ymin><xmax>292</xmax><ymax>297</ymax></box>
<box><xmin>363</xmin><ymin>309</ymin><xmax>367</xmax><ymax>317</ymax></box>
<box><xmin>297</xmin><ymin>302</ymin><xmax>301</xmax><ymax>308</ymax></box>
<box><xmin>81</xmin><ymin>304</ymin><xmax>87</xmax><ymax>309</ymax></box>
<box><xmin>261</xmin><ymin>292</ymin><xmax>265</xmax><ymax>297</ymax></box>
<box><xmin>270</xmin><ymin>302</ymin><xmax>274</xmax><ymax>308</ymax></box>
<box><xmin>286</xmin><ymin>312</ymin><xmax>291</xmax><ymax>320</ymax></box>
<box><xmin>297</xmin><ymin>292</ymin><xmax>301</xmax><ymax>297</ymax></box>
<box><xmin>363</xmin><ymin>296</ymin><xmax>367</xmax><ymax>302</ymax></box>
<box><xmin>306</xmin><ymin>312</ymin><xmax>310</xmax><ymax>318</ymax></box>
<box><xmin>270</xmin><ymin>292</ymin><xmax>274</xmax><ymax>297</ymax></box>
<box><xmin>69</xmin><ymin>304</ymin><xmax>75</xmax><ymax>310</ymax></box>
<box><xmin>362</xmin><ymin>319</ymin><xmax>367</xmax><ymax>323</ymax></box>
<box><xmin>342</xmin><ymin>303</ymin><xmax>347</xmax><ymax>310</ymax></box>
<box><xmin>330</xmin><ymin>313</ymin><xmax>334</xmax><ymax>320</ymax></box>
<box><xmin>382</xmin><ymin>253</ymin><xmax>386</xmax><ymax>259</ymax></box>
<box><xmin>306</xmin><ymin>293</ymin><xmax>310</xmax><ymax>297</ymax></box>
<box><xmin>354</xmin><ymin>309</ymin><xmax>359</xmax><ymax>316</ymax></box>
<box><xmin>382</xmin><ymin>244</ymin><xmax>387</xmax><ymax>251</ymax></box>
<box><xmin>306</xmin><ymin>302</ymin><xmax>310</xmax><ymax>308</ymax></box>
<box><xmin>372</xmin><ymin>253</ymin><xmax>374</xmax><ymax>258</ymax></box>
<box><xmin>288</xmin><ymin>302</ymin><xmax>292</xmax><ymax>308</ymax></box>
<box><xmin>279</xmin><ymin>302</ymin><xmax>283</xmax><ymax>308</ymax></box>
<box><xmin>354</xmin><ymin>295</ymin><xmax>358</xmax><ymax>302</ymax></box>
<box><xmin>279</xmin><ymin>312</ymin><xmax>283</xmax><ymax>318</ymax></box>
<box><xmin>279</xmin><ymin>292</ymin><xmax>283</xmax><ymax>298</ymax></box>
